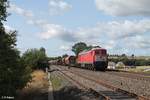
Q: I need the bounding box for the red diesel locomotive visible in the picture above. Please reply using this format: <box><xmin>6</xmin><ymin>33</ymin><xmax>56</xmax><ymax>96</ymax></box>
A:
<box><xmin>49</xmin><ymin>47</ymin><xmax>108</xmax><ymax>71</ymax></box>
<box><xmin>77</xmin><ymin>48</ymin><xmax>108</xmax><ymax>70</ymax></box>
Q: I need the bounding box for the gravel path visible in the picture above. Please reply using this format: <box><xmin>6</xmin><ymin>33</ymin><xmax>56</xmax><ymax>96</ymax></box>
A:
<box><xmin>57</xmin><ymin>65</ymin><xmax>150</xmax><ymax>98</ymax></box>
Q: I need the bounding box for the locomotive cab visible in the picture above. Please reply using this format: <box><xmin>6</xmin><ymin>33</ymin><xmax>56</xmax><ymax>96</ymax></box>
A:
<box><xmin>77</xmin><ymin>48</ymin><xmax>108</xmax><ymax>71</ymax></box>
<box><xmin>94</xmin><ymin>49</ymin><xmax>108</xmax><ymax>70</ymax></box>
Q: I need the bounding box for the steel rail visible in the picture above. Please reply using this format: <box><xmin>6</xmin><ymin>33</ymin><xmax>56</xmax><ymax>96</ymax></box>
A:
<box><xmin>69</xmin><ymin>70</ymin><xmax>150</xmax><ymax>100</ymax></box>
<box><xmin>58</xmin><ymin>69</ymin><xmax>111</xmax><ymax>100</ymax></box>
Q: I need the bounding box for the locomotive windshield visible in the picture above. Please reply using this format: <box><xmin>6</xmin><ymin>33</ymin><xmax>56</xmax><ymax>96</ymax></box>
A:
<box><xmin>101</xmin><ymin>50</ymin><xmax>106</xmax><ymax>55</ymax></box>
<box><xmin>95</xmin><ymin>50</ymin><xmax>100</xmax><ymax>54</ymax></box>
<box><xmin>95</xmin><ymin>50</ymin><xmax>106</xmax><ymax>55</ymax></box>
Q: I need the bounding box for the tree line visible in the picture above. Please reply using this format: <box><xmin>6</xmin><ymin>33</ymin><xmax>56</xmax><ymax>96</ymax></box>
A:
<box><xmin>0</xmin><ymin>1</ymin><xmax>48</xmax><ymax>98</ymax></box>
<box><xmin>22</xmin><ymin>47</ymin><xmax>48</xmax><ymax>70</ymax></box>
<box><xmin>109</xmin><ymin>55</ymin><xmax>150</xmax><ymax>66</ymax></box>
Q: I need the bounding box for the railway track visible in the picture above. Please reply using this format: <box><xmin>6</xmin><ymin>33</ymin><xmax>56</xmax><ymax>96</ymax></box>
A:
<box><xmin>65</xmin><ymin>65</ymin><xmax>150</xmax><ymax>81</ymax></box>
<box><xmin>63</xmin><ymin>66</ymin><xmax>150</xmax><ymax>98</ymax></box>
<box><xmin>68</xmin><ymin>70</ymin><xmax>149</xmax><ymax>100</ymax></box>
<box><xmin>52</xmin><ymin>65</ymin><xmax>149</xmax><ymax>100</ymax></box>
<box><xmin>106</xmin><ymin>69</ymin><xmax>150</xmax><ymax>76</ymax></box>
<box><xmin>57</xmin><ymin>69</ymin><xmax>110</xmax><ymax>100</ymax></box>
<box><xmin>105</xmin><ymin>71</ymin><xmax>150</xmax><ymax>82</ymax></box>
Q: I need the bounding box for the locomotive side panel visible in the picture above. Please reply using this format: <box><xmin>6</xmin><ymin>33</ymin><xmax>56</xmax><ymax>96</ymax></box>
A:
<box><xmin>78</xmin><ymin>51</ymin><xmax>94</xmax><ymax>64</ymax></box>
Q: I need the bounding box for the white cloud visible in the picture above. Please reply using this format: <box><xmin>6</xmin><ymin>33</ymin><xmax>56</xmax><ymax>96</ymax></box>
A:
<box><xmin>103</xmin><ymin>40</ymin><xmax>116</xmax><ymax>49</ymax></box>
<box><xmin>125</xmin><ymin>36</ymin><xmax>150</xmax><ymax>49</ymax></box>
<box><xmin>73</xmin><ymin>19</ymin><xmax>150</xmax><ymax>51</ymax></box>
<box><xmin>8</xmin><ymin>4</ymin><xmax>75</xmax><ymax>42</ymax></box>
<box><xmin>28</xmin><ymin>19</ymin><xmax>78</xmax><ymax>41</ymax></box>
<box><xmin>76</xmin><ymin>26</ymin><xmax>103</xmax><ymax>41</ymax></box>
<box><xmin>8</xmin><ymin>3</ymin><xmax>150</xmax><ymax>54</ymax></box>
<box><xmin>4</xmin><ymin>25</ymin><xmax>14</xmax><ymax>32</ymax></box>
<box><xmin>59</xmin><ymin>45</ymin><xmax>71</xmax><ymax>51</ymax></box>
<box><xmin>24</xmin><ymin>18</ymin><xmax>150</xmax><ymax>55</ymax></box>
<box><xmin>39</xmin><ymin>24</ymin><xmax>69</xmax><ymax>39</ymax></box>
<box><xmin>71</xmin><ymin>19</ymin><xmax>150</xmax><ymax>42</ymax></box>
<box><xmin>29</xmin><ymin>19</ymin><xmax>66</xmax><ymax>38</ymax></box>
<box><xmin>97</xmin><ymin>19</ymin><xmax>150</xmax><ymax>39</ymax></box>
<box><xmin>95</xmin><ymin>0</ymin><xmax>150</xmax><ymax>16</ymax></box>
<box><xmin>32</xmin><ymin>19</ymin><xmax>150</xmax><ymax>51</ymax></box>
<box><xmin>8</xmin><ymin>4</ymin><xmax>34</xmax><ymax>18</ymax></box>
<box><xmin>9</xmin><ymin>1</ymin><xmax>72</xmax><ymax>17</ymax></box>
<box><xmin>49</xmin><ymin>0</ymin><xmax>72</xmax><ymax>15</ymax></box>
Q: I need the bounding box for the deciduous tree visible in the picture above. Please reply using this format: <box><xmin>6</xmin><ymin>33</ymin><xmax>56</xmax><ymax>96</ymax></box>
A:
<box><xmin>0</xmin><ymin>0</ymin><xmax>31</xmax><ymax>97</ymax></box>
<box><xmin>72</xmin><ymin>42</ymin><xmax>87</xmax><ymax>55</ymax></box>
<box><xmin>22</xmin><ymin>48</ymin><xmax>48</xmax><ymax>70</ymax></box>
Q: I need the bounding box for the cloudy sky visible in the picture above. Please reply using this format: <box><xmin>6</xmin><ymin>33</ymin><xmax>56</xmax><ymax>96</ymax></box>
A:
<box><xmin>5</xmin><ymin>0</ymin><xmax>150</xmax><ymax>56</ymax></box>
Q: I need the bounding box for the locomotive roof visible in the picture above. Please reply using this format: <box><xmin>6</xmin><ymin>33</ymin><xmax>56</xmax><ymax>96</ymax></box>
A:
<box><xmin>78</xmin><ymin>48</ymin><xmax>106</xmax><ymax>55</ymax></box>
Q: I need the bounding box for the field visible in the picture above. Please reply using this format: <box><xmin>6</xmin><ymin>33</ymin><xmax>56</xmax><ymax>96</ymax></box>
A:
<box><xmin>123</xmin><ymin>66</ymin><xmax>150</xmax><ymax>73</ymax></box>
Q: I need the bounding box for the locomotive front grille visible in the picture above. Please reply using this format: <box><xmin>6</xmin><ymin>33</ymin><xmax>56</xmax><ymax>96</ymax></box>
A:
<box><xmin>94</xmin><ymin>61</ymin><xmax>108</xmax><ymax>70</ymax></box>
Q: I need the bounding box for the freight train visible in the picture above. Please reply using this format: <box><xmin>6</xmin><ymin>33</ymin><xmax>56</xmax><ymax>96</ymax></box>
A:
<box><xmin>49</xmin><ymin>48</ymin><xmax>108</xmax><ymax>71</ymax></box>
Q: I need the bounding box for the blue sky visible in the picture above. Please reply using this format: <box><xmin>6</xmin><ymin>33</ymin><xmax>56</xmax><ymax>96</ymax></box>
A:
<box><xmin>5</xmin><ymin>0</ymin><xmax>150</xmax><ymax>56</ymax></box>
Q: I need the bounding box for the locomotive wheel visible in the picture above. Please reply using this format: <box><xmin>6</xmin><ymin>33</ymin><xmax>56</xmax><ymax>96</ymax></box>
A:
<box><xmin>91</xmin><ymin>64</ymin><xmax>95</xmax><ymax>71</ymax></box>
<box><xmin>93</xmin><ymin>67</ymin><xmax>96</xmax><ymax>71</ymax></box>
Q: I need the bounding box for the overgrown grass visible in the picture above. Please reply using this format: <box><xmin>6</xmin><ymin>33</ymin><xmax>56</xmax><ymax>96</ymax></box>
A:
<box><xmin>136</xmin><ymin>66</ymin><xmax>150</xmax><ymax>69</ymax></box>
<box><xmin>17</xmin><ymin>70</ymin><xmax>49</xmax><ymax>100</ymax></box>
<box><xmin>50</xmin><ymin>74</ymin><xmax>62</xmax><ymax>90</ymax></box>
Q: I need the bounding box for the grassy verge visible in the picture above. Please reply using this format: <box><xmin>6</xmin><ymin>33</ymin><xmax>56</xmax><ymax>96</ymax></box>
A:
<box><xmin>17</xmin><ymin>70</ymin><xmax>49</xmax><ymax>100</ymax></box>
<box><xmin>121</xmin><ymin>66</ymin><xmax>150</xmax><ymax>73</ymax></box>
<box><xmin>50</xmin><ymin>74</ymin><xmax>62</xmax><ymax>90</ymax></box>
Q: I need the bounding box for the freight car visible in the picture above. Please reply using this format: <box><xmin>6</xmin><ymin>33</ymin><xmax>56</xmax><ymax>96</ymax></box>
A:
<box><xmin>49</xmin><ymin>59</ymin><xmax>62</xmax><ymax>65</ymax></box>
<box><xmin>77</xmin><ymin>48</ymin><xmax>108</xmax><ymax>70</ymax></box>
<box><xmin>64</xmin><ymin>56</ymin><xmax>76</xmax><ymax>66</ymax></box>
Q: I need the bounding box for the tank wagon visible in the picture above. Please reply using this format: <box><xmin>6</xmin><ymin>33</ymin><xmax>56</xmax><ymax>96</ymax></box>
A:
<box><xmin>63</xmin><ymin>56</ymin><xmax>76</xmax><ymax>66</ymax></box>
<box><xmin>77</xmin><ymin>48</ymin><xmax>108</xmax><ymax>70</ymax></box>
<box><xmin>49</xmin><ymin>59</ymin><xmax>62</xmax><ymax>65</ymax></box>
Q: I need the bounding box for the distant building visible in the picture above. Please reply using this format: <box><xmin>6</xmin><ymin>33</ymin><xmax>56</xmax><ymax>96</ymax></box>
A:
<box><xmin>108</xmin><ymin>62</ymin><xmax>116</xmax><ymax>69</ymax></box>
<box><xmin>116</xmin><ymin>62</ymin><xmax>125</xmax><ymax>69</ymax></box>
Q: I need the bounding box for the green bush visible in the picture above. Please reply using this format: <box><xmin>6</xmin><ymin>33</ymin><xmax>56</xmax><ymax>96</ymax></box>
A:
<box><xmin>22</xmin><ymin>48</ymin><xmax>48</xmax><ymax>70</ymax></box>
<box><xmin>0</xmin><ymin>30</ymin><xmax>32</xmax><ymax>97</ymax></box>
<box><xmin>109</xmin><ymin>57</ymin><xmax>150</xmax><ymax>66</ymax></box>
